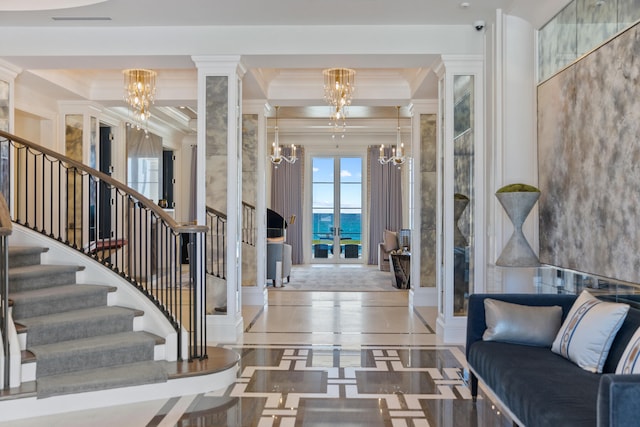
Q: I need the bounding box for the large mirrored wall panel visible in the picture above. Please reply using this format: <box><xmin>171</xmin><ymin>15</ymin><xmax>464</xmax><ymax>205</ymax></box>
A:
<box><xmin>205</xmin><ymin>75</ymin><xmax>229</xmax><ymax>314</ymax></box>
<box><xmin>420</xmin><ymin>114</ymin><xmax>437</xmax><ymax>288</ymax></box>
<box><xmin>65</xmin><ymin>114</ymin><xmax>83</xmax><ymax>247</ymax></box>
<box><xmin>0</xmin><ymin>80</ymin><xmax>9</xmax><ymax>201</ymax></box>
<box><xmin>241</xmin><ymin>114</ymin><xmax>257</xmax><ymax>287</ymax></box>
<box><xmin>0</xmin><ymin>80</ymin><xmax>8</xmax><ymax>132</ymax></box>
<box><xmin>453</xmin><ymin>75</ymin><xmax>474</xmax><ymax>317</ymax></box>
<box><xmin>539</xmin><ymin>0</ymin><xmax>640</xmax><ymax>82</ymax></box>
<box><xmin>205</xmin><ymin>76</ymin><xmax>228</xmax><ymax>213</ymax></box>
<box><xmin>538</xmin><ymin>22</ymin><xmax>640</xmax><ymax>284</ymax></box>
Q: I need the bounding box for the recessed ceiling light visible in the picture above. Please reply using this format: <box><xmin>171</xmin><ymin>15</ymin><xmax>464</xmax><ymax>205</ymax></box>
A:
<box><xmin>460</xmin><ymin>2</ymin><xmax>471</xmax><ymax>8</ymax></box>
<box><xmin>0</xmin><ymin>0</ymin><xmax>107</xmax><ymax>11</ymax></box>
<box><xmin>52</xmin><ymin>16</ymin><xmax>112</xmax><ymax>21</ymax></box>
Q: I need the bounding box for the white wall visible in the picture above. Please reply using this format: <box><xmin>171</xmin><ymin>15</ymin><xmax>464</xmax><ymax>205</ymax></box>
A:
<box><xmin>488</xmin><ymin>11</ymin><xmax>539</xmax><ymax>293</ymax></box>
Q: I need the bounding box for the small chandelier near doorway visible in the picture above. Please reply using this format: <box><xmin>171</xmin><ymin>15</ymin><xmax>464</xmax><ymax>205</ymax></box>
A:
<box><xmin>123</xmin><ymin>68</ymin><xmax>157</xmax><ymax>134</ymax></box>
<box><xmin>379</xmin><ymin>106</ymin><xmax>407</xmax><ymax>167</ymax></box>
<box><xmin>269</xmin><ymin>106</ymin><xmax>297</xmax><ymax>167</ymax></box>
<box><xmin>323</xmin><ymin>68</ymin><xmax>355</xmax><ymax>137</ymax></box>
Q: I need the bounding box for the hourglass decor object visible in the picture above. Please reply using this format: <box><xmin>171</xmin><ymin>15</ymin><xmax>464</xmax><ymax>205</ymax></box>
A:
<box><xmin>495</xmin><ymin>184</ymin><xmax>541</xmax><ymax>267</ymax></box>
<box><xmin>454</xmin><ymin>193</ymin><xmax>469</xmax><ymax>247</ymax></box>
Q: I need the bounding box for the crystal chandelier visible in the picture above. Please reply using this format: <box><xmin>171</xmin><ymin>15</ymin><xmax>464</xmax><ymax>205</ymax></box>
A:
<box><xmin>379</xmin><ymin>106</ymin><xmax>407</xmax><ymax>167</ymax></box>
<box><xmin>323</xmin><ymin>68</ymin><xmax>355</xmax><ymax>136</ymax></box>
<box><xmin>123</xmin><ymin>69</ymin><xmax>157</xmax><ymax>134</ymax></box>
<box><xmin>269</xmin><ymin>106</ymin><xmax>297</xmax><ymax>167</ymax></box>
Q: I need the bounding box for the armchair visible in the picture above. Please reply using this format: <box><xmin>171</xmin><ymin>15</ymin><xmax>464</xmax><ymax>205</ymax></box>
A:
<box><xmin>378</xmin><ymin>229</ymin><xmax>399</xmax><ymax>271</ymax></box>
<box><xmin>267</xmin><ymin>242</ymin><xmax>292</xmax><ymax>287</ymax></box>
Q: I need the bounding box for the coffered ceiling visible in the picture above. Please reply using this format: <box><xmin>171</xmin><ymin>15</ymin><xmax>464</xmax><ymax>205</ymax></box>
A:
<box><xmin>0</xmin><ymin>0</ymin><xmax>570</xmax><ymax>136</ymax></box>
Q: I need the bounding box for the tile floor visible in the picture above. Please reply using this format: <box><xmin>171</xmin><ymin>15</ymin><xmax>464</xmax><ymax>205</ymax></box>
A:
<box><xmin>1</xmin><ymin>290</ymin><xmax>513</xmax><ymax>427</ymax></box>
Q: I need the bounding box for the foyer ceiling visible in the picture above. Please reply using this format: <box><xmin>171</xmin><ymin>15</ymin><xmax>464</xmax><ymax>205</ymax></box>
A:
<box><xmin>0</xmin><ymin>0</ymin><xmax>570</xmax><ymax>137</ymax></box>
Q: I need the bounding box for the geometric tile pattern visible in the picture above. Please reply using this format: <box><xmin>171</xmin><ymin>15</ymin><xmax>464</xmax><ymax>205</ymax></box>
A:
<box><xmin>192</xmin><ymin>345</ymin><xmax>495</xmax><ymax>427</ymax></box>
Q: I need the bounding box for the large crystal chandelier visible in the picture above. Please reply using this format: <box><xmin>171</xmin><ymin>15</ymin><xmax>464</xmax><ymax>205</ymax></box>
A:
<box><xmin>323</xmin><ymin>68</ymin><xmax>355</xmax><ymax>136</ymax></box>
<box><xmin>123</xmin><ymin>69</ymin><xmax>157</xmax><ymax>133</ymax></box>
<box><xmin>269</xmin><ymin>106</ymin><xmax>297</xmax><ymax>167</ymax></box>
<box><xmin>379</xmin><ymin>106</ymin><xmax>407</xmax><ymax>167</ymax></box>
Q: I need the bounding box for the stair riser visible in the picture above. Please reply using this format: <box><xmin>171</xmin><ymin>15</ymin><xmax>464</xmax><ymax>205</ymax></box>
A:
<box><xmin>9</xmin><ymin>253</ymin><xmax>42</xmax><ymax>268</ymax></box>
<box><xmin>20</xmin><ymin>344</ymin><xmax>165</xmax><ymax>383</ymax></box>
<box><xmin>24</xmin><ymin>317</ymin><xmax>135</xmax><ymax>348</ymax></box>
<box><xmin>36</xmin><ymin>343</ymin><xmax>156</xmax><ymax>378</ymax></box>
<box><xmin>9</xmin><ymin>271</ymin><xmax>78</xmax><ymax>292</ymax></box>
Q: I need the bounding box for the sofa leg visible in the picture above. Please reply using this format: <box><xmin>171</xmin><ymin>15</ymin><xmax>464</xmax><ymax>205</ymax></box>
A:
<box><xmin>470</xmin><ymin>372</ymin><xmax>478</xmax><ymax>403</ymax></box>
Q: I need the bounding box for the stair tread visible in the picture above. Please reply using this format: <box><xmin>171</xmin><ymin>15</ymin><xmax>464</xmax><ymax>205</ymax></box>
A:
<box><xmin>29</xmin><ymin>331</ymin><xmax>165</xmax><ymax>356</ymax></box>
<box><xmin>15</xmin><ymin>306</ymin><xmax>144</xmax><ymax>333</ymax></box>
<box><xmin>9</xmin><ymin>264</ymin><xmax>84</xmax><ymax>277</ymax></box>
<box><xmin>10</xmin><ymin>283</ymin><xmax>117</xmax><ymax>304</ymax></box>
<box><xmin>10</xmin><ymin>283</ymin><xmax>116</xmax><ymax>303</ymax></box>
<box><xmin>8</xmin><ymin>246</ymin><xmax>48</xmax><ymax>256</ymax></box>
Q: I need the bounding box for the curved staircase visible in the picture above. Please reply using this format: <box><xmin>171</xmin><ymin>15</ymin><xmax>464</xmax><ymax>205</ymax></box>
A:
<box><xmin>10</xmin><ymin>245</ymin><xmax>168</xmax><ymax>399</ymax></box>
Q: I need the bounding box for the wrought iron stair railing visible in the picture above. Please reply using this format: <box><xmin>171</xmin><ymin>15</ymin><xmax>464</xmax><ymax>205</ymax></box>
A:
<box><xmin>0</xmin><ymin>130</ymin><xmax>208</xmax><ymax>362</ymax></box>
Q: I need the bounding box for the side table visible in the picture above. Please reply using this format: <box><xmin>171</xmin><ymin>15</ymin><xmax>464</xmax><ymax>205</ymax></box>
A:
<box><xmin>389</xmin><ymin>252</ymin><xmax>410</xmax><ymax>289</ymax></box>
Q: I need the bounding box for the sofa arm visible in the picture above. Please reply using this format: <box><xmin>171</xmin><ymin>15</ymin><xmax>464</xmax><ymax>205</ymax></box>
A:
<box><xmin>465</xmin><ymin>294</ymin><xmax>577</xmax><ymax>360</ymax></box>
<box><xmin>598</xmin><ymin>374</ymin><xmax>640</xmax><ymax>427</ymax></box>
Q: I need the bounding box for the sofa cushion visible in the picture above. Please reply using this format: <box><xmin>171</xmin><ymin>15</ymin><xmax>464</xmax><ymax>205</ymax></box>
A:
<box><xmin>482</xmin><ymin>298</ymin><xmax>562</xmax><ymax>347</ymax></box>
<box><xmin>383</xmin><ymin>230</ymin><xmax>398</xmax><ymax>252</ymax></box>
<box><xmin>469</xmin><ymin>341</ymin><xmax>601</xmax><ymax>427</ymax></box>
<box><xmin>616</xmin><ymin>327</ymin><xmax>640</xmax><ymax>374</ymax></box>
<box><xmin>552</xmin><ymin>290</ymin><xmax>629</xmax><ymax>373</ymax></box>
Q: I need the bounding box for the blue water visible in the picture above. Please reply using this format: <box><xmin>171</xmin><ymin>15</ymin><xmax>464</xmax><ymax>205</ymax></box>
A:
<box><xmin>313</xmin><ymin>213</ymin><xmax>361</xmax><ymax>241</ymax></box>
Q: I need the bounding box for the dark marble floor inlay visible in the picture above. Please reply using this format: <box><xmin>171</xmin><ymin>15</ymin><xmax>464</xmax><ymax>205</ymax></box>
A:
<box><xmin>166</xmin><ymin>345</ymin><xmax>513</xmax><ymax>426</ymax></box>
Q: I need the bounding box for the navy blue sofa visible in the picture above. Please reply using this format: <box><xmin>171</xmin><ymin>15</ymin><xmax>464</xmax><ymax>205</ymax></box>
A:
<box><xmin>466</xmin><ymin>293</ymin><xmax>640</xmax><ymax>427</ymax></box>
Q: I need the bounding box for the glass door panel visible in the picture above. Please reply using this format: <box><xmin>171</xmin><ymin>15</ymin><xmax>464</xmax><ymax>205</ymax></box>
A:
<box><xmin>312</xmin><ymin>156</ymin><xmax>362</xmax><ymax>262</ymax></box>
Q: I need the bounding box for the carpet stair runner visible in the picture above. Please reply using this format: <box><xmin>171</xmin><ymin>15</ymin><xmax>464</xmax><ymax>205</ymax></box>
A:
<box><xmin>8</xmin><ymin>245</ymin><xmax>168</xmax><ymax>399</ymax></box>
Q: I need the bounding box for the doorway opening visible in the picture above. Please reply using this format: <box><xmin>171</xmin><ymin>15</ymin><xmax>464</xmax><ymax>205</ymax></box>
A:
<box><xmin>311</xmin><ymin>155</ymin><xmax>363</xmax><ymax>263</ymax></box>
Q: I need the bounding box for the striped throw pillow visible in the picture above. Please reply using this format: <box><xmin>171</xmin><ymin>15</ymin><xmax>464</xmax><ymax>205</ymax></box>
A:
<box><xmin>551</xmin><ymin>290</ymin><xmax>629</xmax><ymax>373</ymax></box>
<box><xmin>616</xmin><ymin>327</ymin><xmax>640</xmax><ymax>374</ymax></box>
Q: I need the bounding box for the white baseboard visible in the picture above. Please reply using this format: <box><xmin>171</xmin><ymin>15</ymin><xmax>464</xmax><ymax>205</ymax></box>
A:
<box><xmin>206</xmin><ymin>314</ymin><xmax>244</xmax><ymax>344</ymax></box>
<box><xmin>242</xmin><ymin>286</ymin><xmax>267</xmax><ymax>306</ymax></box>
<box><xmin>436</xmin><ymin>316</ymin><xmax>467</xmax><ymax>344</ymax></box>
<box><xmin>410</xmin><ymin>287</ymin><xmax>437</xmax><ymax>306</ymax></box>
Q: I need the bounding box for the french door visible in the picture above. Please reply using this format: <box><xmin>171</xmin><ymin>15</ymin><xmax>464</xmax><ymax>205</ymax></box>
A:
<box><xmin>311</xmin><ymin>156</ymin><xmax>363</xmax><ymax>263</ymax></box>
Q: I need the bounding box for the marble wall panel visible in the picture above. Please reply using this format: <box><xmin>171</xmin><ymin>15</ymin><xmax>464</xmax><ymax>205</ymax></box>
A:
<box><xmin>242</xmin><ymin>114</ymin><xmax>258</xmax><ymax>206</ymax></box>
<box><xmin>420</xmin><ymin>114</ymin><xmax>437</xmax><ymax>287</ymax></box>
<box><xmin>205</xmin><ymin>76</ymin><xmax>228</xmax><ymax>213</ymax></box>
<box><xmin>242</xmin><ymin>114</ymin><xmax>258</xmax><ymax>286</ymax></box>
<box><xmin>0</xmin><ymin>80</ymin><xmax>8</xmax><ymax>132</ymax></box>
<box><xmin>538</xmin><ymin>23</ymin><xmax>640</xmax><ymax>283</ymax></box>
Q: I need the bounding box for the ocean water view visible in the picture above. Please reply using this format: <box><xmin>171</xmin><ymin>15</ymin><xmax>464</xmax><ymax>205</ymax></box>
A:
<box><xmin>312</xmin><ymin>213</ymin><xmax>361</xmax><ymax>242</ymax></box>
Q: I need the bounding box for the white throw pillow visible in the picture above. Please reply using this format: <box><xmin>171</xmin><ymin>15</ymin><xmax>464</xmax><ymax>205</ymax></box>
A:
<box><xmin>482</xmin><ymin>299</ymin><xmax>562</xmax><ymax>347</ymax></box>
<box><xmin>616</xmin><ymin>327</ymin><xmax>640</xmax><ymax>374</ymax></box>
<box><xmin>551</xmin><ymin>290</ymin><xmax>629</xmax><ymax>373</ymax></box>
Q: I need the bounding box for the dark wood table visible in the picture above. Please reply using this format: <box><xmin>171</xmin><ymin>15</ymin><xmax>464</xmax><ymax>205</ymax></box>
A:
<box><xmin>390</xmin><ymin>252</ymin><xmax>410</xmax><ymax>289</ymax></box>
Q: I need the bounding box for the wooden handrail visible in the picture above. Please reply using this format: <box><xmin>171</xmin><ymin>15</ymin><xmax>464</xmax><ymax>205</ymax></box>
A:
<box><xmin>0</xmin><ymin>130</ymin><xmax>205</xmax><ymax>234</ymax></box>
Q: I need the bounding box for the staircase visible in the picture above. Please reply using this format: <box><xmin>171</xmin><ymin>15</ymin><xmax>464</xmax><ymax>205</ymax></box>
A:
<box><xmin>9</xmin><ymin>245</ymin><xmax>168</xmax><ymax>399</ymax></box>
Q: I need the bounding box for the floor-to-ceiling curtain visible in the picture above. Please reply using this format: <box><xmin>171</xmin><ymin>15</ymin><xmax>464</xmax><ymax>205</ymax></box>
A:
<box><xmin>367</xmin><ymin>146</ymin><xmax>402</xmax><ymax>265</ymax></box>
<box><xmin>271</xmin><ymin>146</ymin><xmax>304</xmax><ymax>264</ymax></box>
<box><xmin>126</xmin><ymin>128</ymin><xmax>163</xmax><ymax>203</ymax></box>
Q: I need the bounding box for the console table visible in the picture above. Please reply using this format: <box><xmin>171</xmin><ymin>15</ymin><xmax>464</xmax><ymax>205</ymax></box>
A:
<box><xmin>389</xmin><ymin>252</ymin><xmax>410</xmax><ymax>289</ymax></box>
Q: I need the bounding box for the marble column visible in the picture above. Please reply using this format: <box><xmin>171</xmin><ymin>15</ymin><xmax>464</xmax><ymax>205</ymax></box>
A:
<box><xmin>193</xmin><ymin>56</ymin><xmax>246</xmax><ymax>344</ymax></box>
